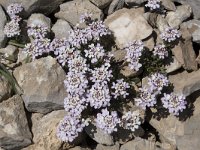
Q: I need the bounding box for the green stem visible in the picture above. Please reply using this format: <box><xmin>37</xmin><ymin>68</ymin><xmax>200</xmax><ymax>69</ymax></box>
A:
<box><xmin>8</xmin><ymin>41</ymin><xmax>25</xmax><ymax>48</ymax></box>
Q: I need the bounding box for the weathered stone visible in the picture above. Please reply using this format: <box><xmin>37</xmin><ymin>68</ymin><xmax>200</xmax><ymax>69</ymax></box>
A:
<box><xmin>90</xmin><ymin>0</ymin><xmax>113</xmax><ymax>9</ymax></box>
<box><xmin>17</xmin><ymin>48</ymin><xmax>29</xmax><ymax>64</ymax></box>
<box><xmin>52</xmin><ymin>19</ymin><xmax>71</xmax><ymax>39</ymax></box>
<box><xmin>85</xmin><ymin>123</ymin><xmax>114</xmax><ymax>145</ymax></box>
<box><xmin>27</xmin><ymin>13</ymin><xmax>51</xmax><ymax>31</ymax></box>
<box><xmin>70</xmin><ymin>146</ymin><xmax>91</xmax><ymax>150</ymax></box>
<box><xmin>172</xmin><ymin>27</ymin><xmax>198</xmax><ymax>71</ymax></box>
<box><xmin>112</xmin><ymin>49</ymin><xmax>126</xmax><ymax>62</ymax></box>
<box><xmin>0</xmin><ymin>0</ymin><xmax>65</xmax><ymax>18</ymax></box>
<box><xmin>182</xmin><ymin>19</ymin><xmax>200</xmax><ymax>44</ymax></box>
<box><xmin>0</xmin><ymin>45</ymin><xmax>18</xmax><ymax>63</ymax></box>
<box><xmin>161</xmin><ymin>0</ymin><xmax>176</xmax><ymax>11</ymax></box>
<box><xmin>25</xmin><ymin>110</ymin><xmax>77</xmax><ymax>150</ymax></box>
<box><xmin>105</xmin><ymin>8</ymin><xmax>153</xmax><ymax>48</ymax></box>
<box><xmin>120</xmin><ymin>137</ymin><xmax>157</xmax><ymax>150</ymax></box>
<box><xmin>156</xmin><ymin>15</ymin><xmax>169</xmax><ymax>32</ymax></box>
<box><xmin>143</xmin><ymin>12</ymin><xmax>158</xmax><ymax>28</ymax></box>
<box><xmin>96</xmin><ymin>143</ymin><xmax>120</xmax><ymax>150</ymax></box>
<box><xmin>166</xmin><ymin>4</ymin><xmax>192</xmax><ymax>28</ymax></box>
<box><xmin>169</xmin><ymin>70</ymin><xmax>200</xmax><ymax>97</ymax></box>
<box><xmin>0</xmin><ymin>76</ymin><xmax>12</xmax><ymax>102</ymax></box>
<box><xmin>143</xmin><ymin>35</ymin><xmax>155</xmax><ymax>51</ymax></box>
<box><xmin>0</xmin><ymin>95</ymin><xmax>32</xmax><ymax>150</ymax></box>
<box><xmin>165</xmin><ymin>56</ymin><xmax>182</xmax><ymax>73</ymax></box>
<box><xmin>107</xmin><ymin>0</ymin><xmax>125</xmax><ymax>15</ymax></box>
<box><xmin>13</xmin><ymin>56</ymin><xmax>66</xmax><ymax>114</ymax></box>
<box><xmin>55</xmin><ymin>0</ymin><xmax>103</xmax><ymax>26</ymax></box>
<box><xmin>172</xmin><ymin>0</ymin><xmax>200</xmax><ymax>19</ymax></box>
<box><xmin>120</xmin><ymin>66</ymin><xmax>140</xmax><ymax>77</ymax></box>
<box><xmin>149</xmin><ymin>94</ymin><xmax>200</xmax><ymax>150</ymax></box>
<box><xmin>0</xmin><ymin>5</ymin><xmax>7</xmax><ymax>48</ymax></box>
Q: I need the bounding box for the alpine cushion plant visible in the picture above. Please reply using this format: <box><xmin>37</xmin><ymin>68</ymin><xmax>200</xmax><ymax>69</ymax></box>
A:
<box><xmin>5</xmin><ymin>3</ymin><xmax>188</xmax><ymax>144</ymax></box>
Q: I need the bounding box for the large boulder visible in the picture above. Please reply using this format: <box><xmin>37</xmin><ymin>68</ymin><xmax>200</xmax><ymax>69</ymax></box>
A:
<box><xmin>0</xmin><ymin>76</ymin><xmax>12</xmax><ymax>103</ymax></box>
<box><xmin>105</xmin><ymin>8</ymin><xmax>153</xmax><ymax>48</ymax></box>
<box><xmin>13</xmin><ymin>56</ymin><xmax>66</xmax><ymax>114</ymax></box>
<box><xmin>90</xmin><ymin>0</ymin><xmax>113</xmax><ymax>9</ymax></box>
<box><xmin>0</xmin><ymin>0</ymin><xmax>65</xmax><ymax>18</ymax></box>
<box><xmin>0</xmin><ymin>5</ymin><xmax>7</xmax><ymax>48</ymax></box>
<box><xmin>0</xmin><ymin>95</ymin><xmax>32</xmax><ymax>150</ymax></box>
<box><xmin>55</xmin><ymin>0</ymin><xmax>103</xmax><ymax>26</ymax></box>
<box><xmin>172</xmin><ymin>0</ymin><xmax>200</xmax><ymax>19</ymax></box>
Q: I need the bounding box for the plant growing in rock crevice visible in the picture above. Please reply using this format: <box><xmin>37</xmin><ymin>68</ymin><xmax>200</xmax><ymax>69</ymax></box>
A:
<box><xmin>3</xmin><ymin>3</ymin><xmax>188</xmax><ymax>144</ymax></box>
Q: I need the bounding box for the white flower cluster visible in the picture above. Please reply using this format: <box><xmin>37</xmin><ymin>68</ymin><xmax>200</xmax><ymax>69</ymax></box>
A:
<box><xmin>27</xmin><ymin>24</ymin><xmax>48</xmax><ymax>39</ymax></box>
<box><xmin>95</xmin><ymin>108</ymin><xmax>120</xmax><ymax>134</ymax></box>
<box><xmin>4</xmin><ymin>3</ymin><xmax>23</xmax><ymax>37</ymax></box>
<box><xmin>111</xmin><ymin>79</ymin><xmax>130</xmax><ymax>99</ymax></box>
<box><xmin>119</xmin><ymin>110</ymin><xmax>141</xmax><ymax>132</ymax></box>
<box><xmin>160</xmin><ymin>27</ymin><xmax>181</xmax><ymax>42</ymax></box>
<box><xmin>135</xmin><ymin>73</ymin><xmax>169</xmax><ymax>109</ymax></box>
<box><xmin>161</xmin><ymin>93</ymin><xmax>187</xmax><ymax>116</ymax></box>
<box><xmin>145</xmin><ymin>0</ymin><xmax>161</xmax><ymax>10</ymax></box>
<box><xmin>125</xmin><ymin>40</ymin><xmax>144</xmax><ymax>71</ymax></box>
<box><xmin>153</xmin><ymin>44</ymin><xmax>168</xmax><ymax>59</ymax></box>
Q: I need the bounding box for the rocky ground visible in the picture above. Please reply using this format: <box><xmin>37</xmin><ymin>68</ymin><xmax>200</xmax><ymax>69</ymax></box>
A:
<box><xmin>0</xmin><ymin>0</ymin><xmax>200</xmax><ymax>150</ymax></box>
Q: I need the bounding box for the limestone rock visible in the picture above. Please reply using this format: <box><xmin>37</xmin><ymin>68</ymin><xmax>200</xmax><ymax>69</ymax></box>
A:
<box><xmin>169</xmin><ymin>70</ymin><xmax>200</xmax><ymax>97</ymax></box>
<box><xmin>0</xmin><ymin>0</ymin><xmax>65</xmax><ymax>18</ymax></box>
<box><xmin>107</xmin><ymin>0</ymin><xmax>125</xmax><ymax>15</ymax></box>
<box><xmin>0</xmin><ymin>76</ymin><xmax>12</xmax><ymax>102</ymax></box>
<box><xmin>105</xmin><ymin>8</ymin><xmax>153</xmax><ymax>48</ymax></box>
<box><xmin>52</xmin><ymin>19</ymin><xmax>71</xmax><ymax>39</ymax></box>
<box><xmin>165</xmin><ymin>56</ymin><xmax>182</xmax><ymax>73</ymax></box>
<box><xmin>28</xmin><ymin>110</ymin><xmax>76</xmax><ymax>150</ymax></box>
<box><xmin>172</xmin><ymin>27</ymin><xmax>198</xmax><ymax>71</ymax></box>
<box><xmin>125</xmin><ymin>0</ymin><xmax>147</xmax><ymax>5</ymax></box>
<box><xmin>55</xmin><ymin>0</ymin><xmax>103</xmax><ymax>26</ymax></box>
<box><xmin>120</xmin><ymin>137</ymin><xmax>157</xmax><ymax>150</ymax></box>
<box><xmin>120</xmin><ymin>66</ymin><xmax>139</xmax><ymax>77</ymax></box>
<box><xmin>0</xmin><ymin>45</ymin><xmax>18</xmax><ymax>63</ymax></box>
<box><xmin>27</xmin><ymin>13</ymin><xmax>51</xmax><ymax>31</ymax></box>
<box><xmin>0</xmin><ymin>5</ymin><xmax>7</xmax><ymax>48</ymax></box>
<box><xmin>161</xmin><ymin>0</ymin><xmax>176</xmax><ymax>11</ymax></box>
<box><xmin>85</xmin><ymin>123</ymin><xmax>114</xmax><ymax>146</ymax></box>
<box><xmin>95</xmin><ymin>143</ymin><xmax>120</xmax><ymax>150</ymax></box>
<box><xmin>166</xmin><ymin>4</ymin><xmax>192</xmax><ymax>28</ymax></box>
<box><xmin>69</xmin><ymin>147</ymin><xmax>91</xmax><ymax>150</ymax></box>
<box><xmin>13</xmin><ymin>56</ymin><xmax>66</xmax><ymax>114</ymax></box>
<box><xmin>156</xmin><ymin>15</ymin><xmax>169</xmax><ymax>32</ymax></box>
<box><xmin>172</xmin><ymin>0</ymin><xmax>200</xmax><ymax>19</ymax></box>
<box><xmin>90</xmin><ymin>0</ymin><xmax>113</xmax><ymax>9</ymax></box>
<box><xmin>182</xmin><ymin>19</ymin><xmax>200</xmax><ymax>44</ymax></box>
<box><xmin>0</xmin><ymin>95</ymin><xmax>32</xmax><ymax>150</ymax></box>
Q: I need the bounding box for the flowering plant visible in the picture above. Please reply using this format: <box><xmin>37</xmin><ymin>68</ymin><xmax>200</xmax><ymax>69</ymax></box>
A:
<box><xmin>4</xmin><ymin>3</ymin><xmax>187</xmax><ymax>144</ymax></box>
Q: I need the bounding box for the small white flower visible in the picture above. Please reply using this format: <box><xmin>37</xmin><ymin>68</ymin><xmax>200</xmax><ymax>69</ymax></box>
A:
<box><xmin>153</xmin><ymin>44</ymin><xmax>168</xmax><ymax>59</ymax></box>
<box><xmin>145</xmin><ymin>0</ymin><xmax>161</xmax><ymax>10</ymax></box>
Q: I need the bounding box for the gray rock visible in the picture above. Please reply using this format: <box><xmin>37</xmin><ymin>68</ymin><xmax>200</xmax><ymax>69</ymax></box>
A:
<box><xmin>90</xmin><ymin>0</ymin><xmax>113</xmax><ymax>9</ymax></box>
<box><xmin>120</xmin><ymin>137</ymin><xmax>157</xmax><ymax>150</ymax></box>
<box><xmin>172</xmin><ymin>0</ymin><xmax>200</xmax><ymax>19</ymax></box>
<box><xmin>166</xmin><ymin>4</ymin><xmax>192</xmax><ymax>28</ymax></box>
<box><xmin>27</xmin><ymin>110</ymin><xmax>76</xmax><ymax>150</ymax></box>
<box><xmin>96</xmin><ymin>143</ymin><xmax>120</xmax><ymax>150</ymax></box>
<box><xmin>0</xmin><ymin>45</ymin><xmax>18</xmax><ymax>63</ymax></box>
<box><xmin>70</xmin><ymin>147</ymin><xmax>91</xmax><ymax>150</ymax></box>
<box><xmin>120</xmin><ymin>66</ymin><xmax>140</xmax><ymax>77</ymax></box>
<box><xmin>172</xmin><ymin>27</ymin><xmax>198</xmax><ymax>71</ymax></box>
<box><xmin>13</xmin><ymin>56</ymin><xmax>66</xmax><ymax>114</ymax></box>
<box><xmin>149</xmin><ymin>94</ymin><xmax>200</xmax><ymax>150</ymax></box>
<box><xmin>52</xmin><ymin>19</ymin><xmax>71</xmax><ymax>39</ymax></box>
<box><xmin>0</xmin><ymin>0</ymin><xmax>65</xmax><ymax>18</ymax></box>
<box><xmin>156</xmin><ymin>15</ymin><xmax>169</xmax><ymax>32</ymax></box>
<box><xmin>169</xmin><ymin>70</ymin><xmax>200</xmax><ymax>97</ymax></box>
<box><xmin>165</xmin><ymin>56</ymin><xmax>182</xmax><ymax>73</ymax></box>
<box><xmin>105</xmin><ymin>8</ymin><xmax>153</xmax><ymax>48</ymax></box>
<box><xmin>143</xmin><ymin>34</ymin><xmax>155</xmax><ymax>51</ymax></box>
<box><xmin>55</xmin><ymin>0</ymin><xmax>103</xmax><ymax>26</ymax></box>
<box><xmin>0</xmin><ymin>76</ymin><xmax>12</xmax><ymax>102</ymax></box>
<box><xmin>112</xmin><ymin>49</ymin><xmax>126</xmax><ymax>62</ymax></box>
<box><xmin>161</xmin><ymin>0</ymin><xmax>176</xmax><ymax>11</ymax></box>
<box><xmin>144</xmin><ymin>12</ymin><xmax>158</xmax><ymax>28</ymax></box>
<box><xmin>0</xmin><ymin>6</ymin><xmax>7</xmax><ymax>48</ymax></box>
<box><xmin>107</xmin><ymin>0</ymin><xmax>125</xmax><ymax>15</ymax></box>
<box><xmin>27</xmin><ymin>13</ymin><xmax>51</xmax><ymax>31</ymax></box>
<box><xmin>0</xmin><ymin>95</ymin><xmax>32</xmax><ymax>150</ymax></box>
<box><xmin>182</xmin><ymin>19</ymin><xmax>200</xmax><ymax>44</ymax></box>
<box><xmin>85</xmin><ymin>123</ymin><xmax>114</xmax><ymax>145</ymax></box>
